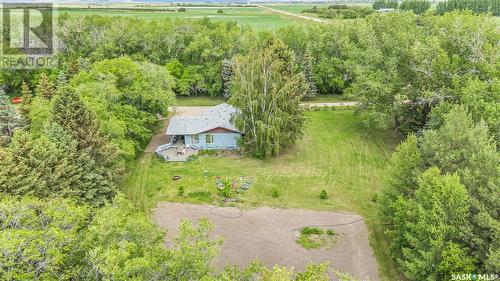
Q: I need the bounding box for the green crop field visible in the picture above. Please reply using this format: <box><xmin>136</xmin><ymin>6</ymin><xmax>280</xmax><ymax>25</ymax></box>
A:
<box><xmin>123</xmin><ymin>109</ymin><xmax>401</xmax><ymax>280</ymax></box>
<box><xmin>57</xmin><ymin>5</ymin><xmax>312</xmax><ymax>30</ymax></box>
<box><xmin>262</xmin><ymin>3</ymin><xmax>330</xmax><ymax>13</ymax></box>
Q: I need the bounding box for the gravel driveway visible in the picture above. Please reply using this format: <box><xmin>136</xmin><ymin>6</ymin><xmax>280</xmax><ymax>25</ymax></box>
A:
<box><xmin>153</xmin><ymin>203</ymin><xmax>379</xmax><ymax>280</ymax></box>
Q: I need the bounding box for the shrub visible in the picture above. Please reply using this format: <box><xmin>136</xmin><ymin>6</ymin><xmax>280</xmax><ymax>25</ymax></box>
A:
<box><xmin>271</xmin><ymin>188</ymin><xmax>280</xmax><ymax>198</ymax></box>
<box><xmin>371</xmin><ymin>192</ymin><xmax>378</xmax><ymax>202</ymax></box>
<box><xmin>301</xmin><ymin>227</ymin><xmax>324</xmax><ymax>235</ymax></box>
<box><xmin>186</xmin><ymin>155</ymin><xmax>199</xmax><ymax>163</ymax></box>
<box><xmin>177</xmin><ymin>7</ymin><xmax>186</xmax><ymax>12</ymax></box>
<box><xmin>217</xmin><ymin>9</ymin><xmax>223</xmax><ymax>13</ymax></box>
<box><xmin>178</xmin><ymin>184</ymin><xmax>185</xmax><ymax>196</ymax></box>
<box><xmin>297</xmin><ymin>227</ymin><xmax>336</xmax><ymax>249</ymax></box>
<box><xmin>217</xmin><ymin>178</ymin><xmax>232</xmax><ymax>198</ymax></box>
<box><xmin>320</xmin><ymin>189</ymin><xmax>328</xmax><ymax>200</ymax></box>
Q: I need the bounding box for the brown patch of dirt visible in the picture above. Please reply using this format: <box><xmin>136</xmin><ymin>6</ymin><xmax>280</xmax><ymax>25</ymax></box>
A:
<box><xmin>144</xmin><ymin>119</ymin><xmax>170</xmax><ymax>153</ymax></box>
<box><xmin>153</xmin><ymin>203</ymin><xmax>380</xmax><ymax>280</ymax></box>
<box><xmin>170</xmin><ymin>106</ymin><xmax>209</xmax><ymax>116</ymax></box>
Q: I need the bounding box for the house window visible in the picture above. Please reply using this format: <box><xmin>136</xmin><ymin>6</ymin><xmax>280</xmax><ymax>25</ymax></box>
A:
<box><xmin>205</xmin><ymin>134</ymin><xmax>214</xmax><ymax>144</ymax></box>
<box><xmin>191</xmin><ymin>135</ymin><xmax>199</xmax><ymax>144</ymax></box>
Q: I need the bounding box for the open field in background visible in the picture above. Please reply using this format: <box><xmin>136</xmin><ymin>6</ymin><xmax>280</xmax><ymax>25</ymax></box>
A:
<box><xmin>122</xmin><ymin>109</ymin><xmax>401</xmax><ymax>280</ymax></box>
<box><xmin>263</xmin><ymin>2</ymin><xmax>371</xmax><ymax>13</ymax></box>
<box><xmin>56</xmin><ymin>4</ymin><xmax>315</xmax><ymax>30</ymax></box>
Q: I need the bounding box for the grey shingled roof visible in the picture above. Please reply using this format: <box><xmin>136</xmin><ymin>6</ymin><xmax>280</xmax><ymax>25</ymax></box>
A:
<box><xmin>166</xmin><ymin>103</ymin><xmax>242</xmax><ymax>135</ymax></box>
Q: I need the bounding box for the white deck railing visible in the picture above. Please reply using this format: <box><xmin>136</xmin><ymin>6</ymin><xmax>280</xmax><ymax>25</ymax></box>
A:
<box><xmin>156</xmin><ymin>143</ymin><xmax>199</xmax><ymax>161</ymax></box>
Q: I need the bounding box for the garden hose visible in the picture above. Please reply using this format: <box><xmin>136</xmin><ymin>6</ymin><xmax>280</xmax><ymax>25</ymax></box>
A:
<box><xmin>209</xmin><ymin>204</ymin><xmax>244</xmax><ymax>219</ymax></box>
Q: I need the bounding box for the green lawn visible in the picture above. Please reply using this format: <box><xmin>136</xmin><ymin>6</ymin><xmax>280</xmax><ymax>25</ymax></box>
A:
<box><xmin>57</xmin><ymin>6</ymin><xmax>311</xmax><ymax>30</ymax></box>
<box><xmin>176</xmin><ymin>96</ymin><xmax>227</xmax><ymax>106</ymax></box>
<box><xmin>122</xmin><ymin>109</ymin><xmax>401</xmax><ymax>280</ymax></box>
<box><xmin>302</xmin><ymin>94</ymin><xmax>353</xmax><ymax>103</ymax></box>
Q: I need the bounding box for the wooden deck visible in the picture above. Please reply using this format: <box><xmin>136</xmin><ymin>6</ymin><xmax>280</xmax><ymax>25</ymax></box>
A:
<box><xmin>157</xmin><ymin>145</ymin><xmax>198</xmax><ymax>162</ymax></box>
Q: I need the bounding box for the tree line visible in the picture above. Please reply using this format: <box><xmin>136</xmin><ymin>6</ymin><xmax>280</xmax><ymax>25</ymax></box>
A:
<box><xmin>372</xmin><ymin>0</ymin><xmax>498</xmax><ymax>16</ymax></box>
<box><xmin>399</xmin><ymin>0</ymin><xmax>431</xmax><ymax>14</ymax></box>
<box><xmin>436</xmin><ymin>0</ymin><xmax>499</xmax><ymax>16</ymax></box>
<box><xmin>372</xmin><ymin>0</ymin><xmax>399</xmax><ymax>10</ymax></box>
<box><xmin>302</xmin><ymin>5</ymin><xmax>375</xmax><ymax>19</ymax></box>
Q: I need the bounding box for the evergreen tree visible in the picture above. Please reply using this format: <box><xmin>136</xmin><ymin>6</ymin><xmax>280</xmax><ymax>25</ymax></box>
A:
<box><xmin>221</xmin><ymin>59</ymin><xmax>235</xmax><ymax>99</ymax></box>
<box><xmin>400</xmin><ymin>0</ymin><xmax>431</xmax><ymax>14</ymax></box>
<box><xmin>436</xmin><ymin>0</ymin><xmax>497</xmax><ymax>15</ymax></box>
<box><xmin>36</xmin><ymin>73</ymin><xmax>54</xmax><ymax>100</ymax></box>
<box><xmin>0</xmin><ymin>90</ymin><xmax>23</xmax><ymax>146</ymax></box>
<box><xmin>0</xmin><ymin>129</ymin><xmax>116</xmax><ymax>206</ymax></box>
<box><xmin>20</xmin><ymin>82</ymin><xmax>33</xmax><ymax>117</ymax></box>
<box><xmin>372</xmin><ymin>0</ymin><xmax>399</xmax><ymax>9</ymax></box>
<box><xmin>303</xmin><ymin>47</ymin><xmax>318</xmax><ymax>98</ymax></box>
<box><xmin>50</xmin><ymin>90</ymin><xmax>118</xmax><ymax>170</ymax></box>
<box><xmin>230</xmin><ymin>38</ymin><xmax>307</xmax><ymax>158</ymax></box>
<box><xmin>56</xmin><ymin>70</ymin><xmax>68</xmax><ymax>93</ymax></box>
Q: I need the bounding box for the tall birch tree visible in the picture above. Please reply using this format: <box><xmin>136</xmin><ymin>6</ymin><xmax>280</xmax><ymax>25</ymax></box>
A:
<box><xmin>229</xmin><ymin>38</ymin><xmax>307</xmax><ymax>159</ymax></box>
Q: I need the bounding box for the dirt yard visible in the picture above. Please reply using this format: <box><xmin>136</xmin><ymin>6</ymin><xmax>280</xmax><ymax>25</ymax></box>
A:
<box><xmin>153</xmin><ymin>203</ymin><xmax>379</xmax><ymax>280</ymax></box>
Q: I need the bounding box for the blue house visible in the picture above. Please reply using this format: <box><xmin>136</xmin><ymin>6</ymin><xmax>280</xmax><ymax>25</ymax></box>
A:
<box><xmin>165</xmin><ymin>103</ymin><xmax>243</xmax><ymax>150</ymax></box>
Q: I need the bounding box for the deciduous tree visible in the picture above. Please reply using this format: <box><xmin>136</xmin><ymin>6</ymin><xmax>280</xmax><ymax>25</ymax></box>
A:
<box><xmin>390</xmin><ymin>168</ymin><xmax>475</xmax><ymax>280</ymax></box>
<box><xmin>230</xmin><ymin>38</ymin><xmax>307</xmax><ymax>158</ymax></box>
<box><xmin>0</xmin><ymin>196</ymin><xmax>89</xmax><ymax>280</ymax></box>
<box><xmin>420</xmin><ymin>106</ymin><xmax>499</xmax><ymax>269</ymax></box>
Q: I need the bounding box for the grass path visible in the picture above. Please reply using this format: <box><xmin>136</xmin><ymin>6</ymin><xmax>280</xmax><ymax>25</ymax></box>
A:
<box><xmin>126</xmin><ymin>153</ymin><xmax>153</xmax><ymax>212</ymax></box>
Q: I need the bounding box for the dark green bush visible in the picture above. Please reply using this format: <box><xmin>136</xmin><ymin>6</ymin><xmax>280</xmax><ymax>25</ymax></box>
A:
<box><xmin>271</xmin><ymin>188</ymin><xmax>280</xmax><ymax>198</ymax></box>
<box><xmin>178</xmin><ymin>184</ymin><xmax>185</xmax><ymax>196</ymax></box>
<box><xmin>320</xmin><ymin>189</ymin><xmax>328</xmax><ymax>200</ymax></box>
<box><xmin>301</xmin><ymin>227</ymin><xmax>324</xmax><ymax>235</ymax></box>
